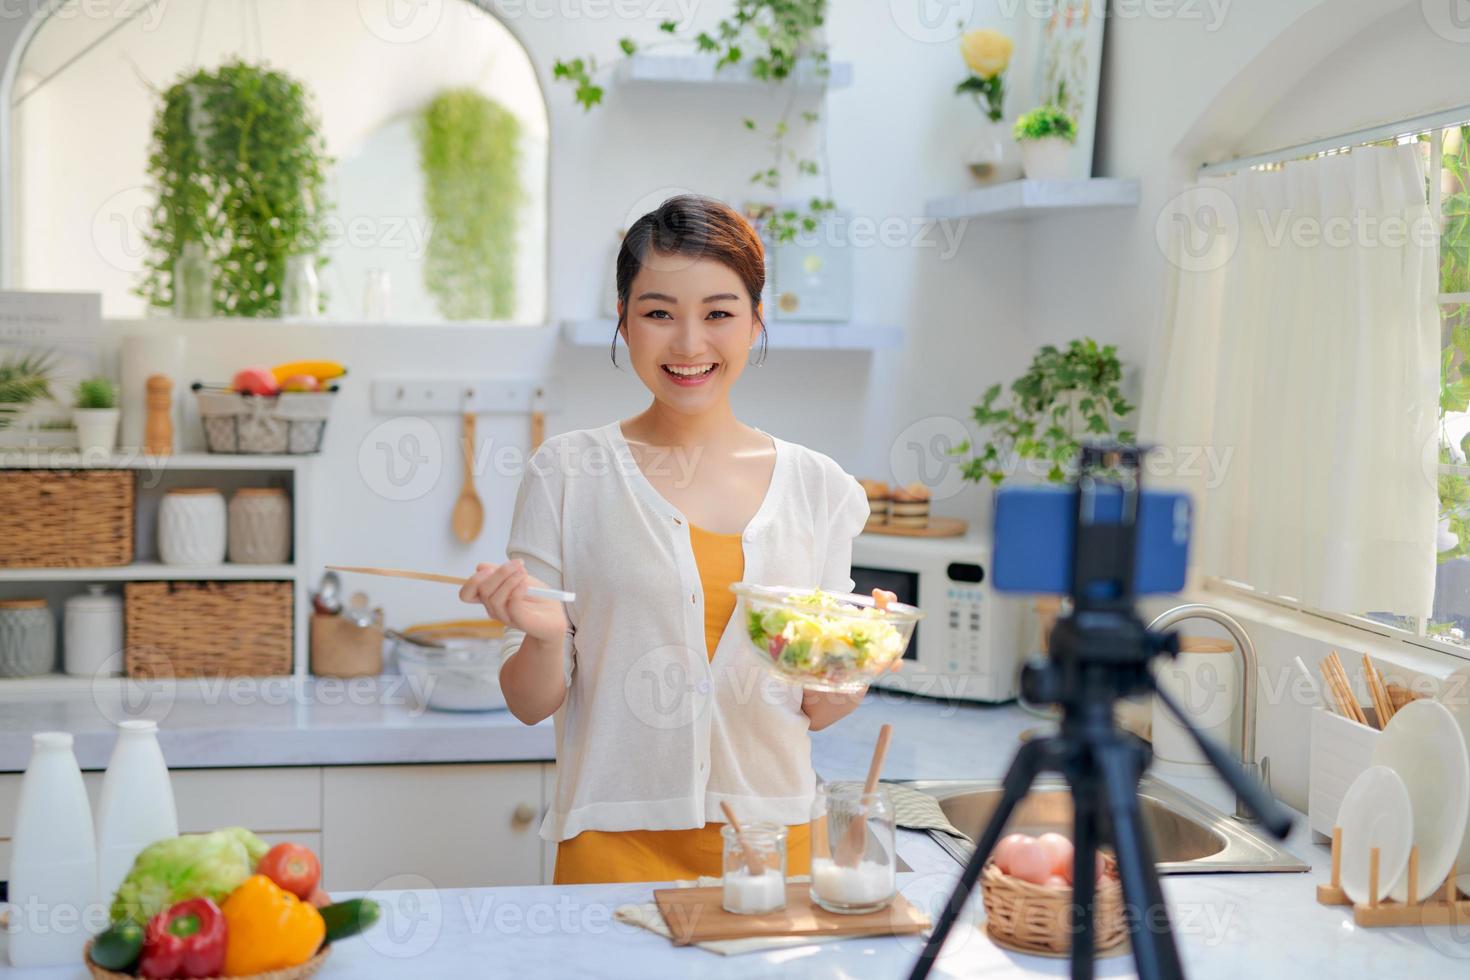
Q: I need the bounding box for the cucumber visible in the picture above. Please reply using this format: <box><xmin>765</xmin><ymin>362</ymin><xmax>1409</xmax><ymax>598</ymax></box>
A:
<box><xmin>90</xmin><ymin>920</ymin><xmax>144</xmax><ymax>971</ymax></box>
<box><xmin>320</xmin><ymin>898</ymin><xmax>381</xmax><ymax>943</ymax></box>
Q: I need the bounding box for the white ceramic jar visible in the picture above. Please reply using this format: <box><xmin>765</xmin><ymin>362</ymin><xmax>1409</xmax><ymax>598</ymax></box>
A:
<box><xmin>158</xmin><ymin>488</ymin><xmax>227</xmax><ymax>566</ymax></box>
<box><xmin>228</xmin><ymin>487</ymin><xmax>292</xmax><ymax>564</ymax></box>
<box><xmin>63</xmin><ymin>586</ymin><xmax>123</xmax><ymax>677</ymax></box>
<box><xmin>0</xmin><ymin>598</ymin><xmax>55</xmax><ymax>677</ymax></box>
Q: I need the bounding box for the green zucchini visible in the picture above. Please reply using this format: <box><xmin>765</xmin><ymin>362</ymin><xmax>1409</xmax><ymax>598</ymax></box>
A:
<box><xmin>320</xmin><ymin>898</ymin><xmax>381</xmax><ymax>943</ymax></box>
<box><xmin>90</xmin><ymin>920</ymin><xmax>144</xmax><ymax>971</ymax></box>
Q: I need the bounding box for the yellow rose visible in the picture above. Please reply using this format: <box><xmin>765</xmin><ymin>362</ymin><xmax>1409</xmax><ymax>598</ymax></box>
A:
<box><xmin>960</xmin><ymin>29</ymin><xmax>1013</xmax><ymax>80</ymax></box>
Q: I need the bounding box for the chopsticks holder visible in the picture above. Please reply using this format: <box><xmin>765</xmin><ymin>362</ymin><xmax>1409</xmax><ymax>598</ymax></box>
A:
<box><xmin>835</xmin><ymin>723</ymin><xmax>893</xmax><ymax>868</ymax></box>
<box><xmin>719</xmin><ymin>801</ymin><xmax>765</xmax><ymax>877</ymax></box>
<box><xmin>1360</xmin><ymin>654</ymin><xmax>1395</xmax><ymax>729</ymax></box>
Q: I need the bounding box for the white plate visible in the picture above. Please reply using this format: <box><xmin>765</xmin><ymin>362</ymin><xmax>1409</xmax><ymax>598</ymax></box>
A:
<box><xmin>1336</xmin><ymin>766</ymin><xmax>1412</xmax><ymax>905</ymax></box>
<box><xmin>1370</xmin><ymin>698</ymin><xmax>1470</xmax><ymax>901</ymax></box>
<box><xmin>1437</xmin><ymin>666</ymin><xmax>1470</xmax><ymax>895</ymax></box>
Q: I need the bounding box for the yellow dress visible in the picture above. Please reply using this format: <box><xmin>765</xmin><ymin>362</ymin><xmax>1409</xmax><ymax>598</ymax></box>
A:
<box><xmin>552</xmin><ymin>522</ymin><xmax>811</xmax><ymax>884</ymax></box>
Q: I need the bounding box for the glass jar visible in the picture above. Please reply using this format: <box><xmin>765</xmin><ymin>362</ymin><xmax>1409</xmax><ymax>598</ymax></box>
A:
<box><xmin>720</xmin><ymin>822</ymin><xmax>787</xmax><ymax>915</ymax></box>
<box><xmin>809</xmin><ymin>782</ymin><xmax>896</xmax><ymax>915</ymax></box>
<box><xmin>281</xmin><ymin>254</ymin><xmax>320</xmax><ymax>318</ymax></box>
<box><xmin>173</xmin><ymin>241</ymin><xmax>213</xmax><ymax>319</ymax></box>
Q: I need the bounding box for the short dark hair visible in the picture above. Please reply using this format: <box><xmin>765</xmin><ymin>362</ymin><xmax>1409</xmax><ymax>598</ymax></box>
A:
<box><xmin>612</xmin><ymin>194</ymin><xmax>768</xmax><ymax>366</ymax></box>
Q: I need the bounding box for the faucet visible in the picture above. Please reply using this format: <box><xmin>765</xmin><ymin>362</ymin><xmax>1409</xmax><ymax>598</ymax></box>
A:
<box><xmin>1146</xmin><ymin>603</ymin><xmax>1270</xmax><ymax>823</ymax></box>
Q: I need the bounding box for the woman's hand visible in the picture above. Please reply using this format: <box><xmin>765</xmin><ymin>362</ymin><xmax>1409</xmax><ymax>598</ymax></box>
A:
<box><xmin>459</xmin><ymin>559</ymin><xmax>568</xmax><ymax>642</ymax></box>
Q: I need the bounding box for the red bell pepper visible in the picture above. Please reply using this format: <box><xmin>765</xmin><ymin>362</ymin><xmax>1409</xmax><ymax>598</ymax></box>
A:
<box><xmin>138</xmin><ymin>897</ymin><xmax>227</xmax><ymax>979</ymax></box>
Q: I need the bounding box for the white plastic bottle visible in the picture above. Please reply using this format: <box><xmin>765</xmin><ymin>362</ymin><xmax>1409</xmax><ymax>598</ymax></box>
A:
<box><xmin>96</xmin><ymin>719</ymin><xmax>179</xmax><ymax>904</ymax></box>
<box><xmin>7</xmin><ymin>732</ymin><xmax>99</xmax><ymax>967</ymax></box>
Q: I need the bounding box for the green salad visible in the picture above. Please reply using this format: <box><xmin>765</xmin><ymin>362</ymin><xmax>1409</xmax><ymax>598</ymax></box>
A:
<box><xmin>745</xmin><ymin>589</ymin><xmax>905</xmax><ymax>680</ymax></box>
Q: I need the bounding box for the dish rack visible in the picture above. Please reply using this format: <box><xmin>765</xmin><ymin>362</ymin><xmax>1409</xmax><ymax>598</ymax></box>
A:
<box><xmin>1316</xmin><ymin>826</ymin><xmax>1469</xmax><ymax>926</ymax></box>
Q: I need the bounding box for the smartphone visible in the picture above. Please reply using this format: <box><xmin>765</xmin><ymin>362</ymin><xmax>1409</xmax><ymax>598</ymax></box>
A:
<box><xmin>991</xmin><ymin>484</ymin><xmax>1191</xmax><ymax>596</ymax></box>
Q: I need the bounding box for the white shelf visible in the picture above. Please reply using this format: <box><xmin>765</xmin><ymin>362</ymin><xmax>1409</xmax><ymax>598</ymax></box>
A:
<box><xmin>561</xmin><ymin>319</ymin><xmax>903</xmax><ymax>352</ymax></box>
<box><xmin>924</xmin><ymin>178</ymin><xmax>1141</xmax><ymax>221</ymax></box>
<box><xmin>0</xmin><ymin>451</ymin><xmax>313</xmax><ymax>471</ymax></box>
<box><xmin>616</xmin><ymin>53</ymin><xmax>852</xmax><ymax>90</ymax></box>
<box><xmin>0</xmin><ymin>562</ymin><xmax>298</xmax><ymax>583</ymax></box>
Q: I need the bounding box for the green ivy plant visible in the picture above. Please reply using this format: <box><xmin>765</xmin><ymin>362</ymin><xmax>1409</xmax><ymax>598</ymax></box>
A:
<box><xmin>552</xmin><ymin>0</ymin><xmax>834</xmax><ymax>243</ymax></box>
<box><xmin>75</xmin><ymin>377</ymin><xmax>117</xmax><ymax>410</ymax></box>
<box><xmin>136</xmin><ymin>60</ymin><xmax>333</xmax><ymax>318</ymax></box>
<box><xmin>1014</xmin><ymin>103</ymin><xmax>1077</xmax><ymax>144</ymax></box>
<box><xmin>416</xmin><ymin>89</ymin><xmax>524</xmax><ymax>320</ymax></box>
<box><xmin>952</xmin><ymin>339</ymin><xmax>1134</xmax><ymax>485</ymax></box>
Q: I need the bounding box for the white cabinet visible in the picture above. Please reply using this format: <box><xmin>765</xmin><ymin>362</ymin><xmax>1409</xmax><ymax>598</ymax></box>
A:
<box><xmin>322</xmin><ymin>763</ymin><xmax>545</xmax><ymax>891</ymax></box>
<box><xmin>1</xmin><ymin>763</ymin><xmax>552</xmax><ymax>893</ymax></box>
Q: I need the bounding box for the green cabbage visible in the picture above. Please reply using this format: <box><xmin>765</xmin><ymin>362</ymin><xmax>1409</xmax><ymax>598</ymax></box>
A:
<box><xmin>109</xmin><ymin>826</ymin><xmax>268</xmax><ymax>925</ymax></box>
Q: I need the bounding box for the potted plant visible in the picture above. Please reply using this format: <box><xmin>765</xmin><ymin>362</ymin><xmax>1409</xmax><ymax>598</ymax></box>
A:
<box><xmin>955</xmin><ymin>28</ymin><xmax>1018</xmax><ymax>184</ymax></box>
<box><xmin>1013</xmin><ymin>99</ymin><xmax>1078</xmax><ymax>181</ymax></box>
<box><xmin>73</xmin><ymin>376</ymin><xmax>120</xmax><ymax>454</ymax></box>
<box><xmin>0</xmin><ymin>350</ymin><xmax>56</xmax><ymax>432</ymax></box>
<box><xmin>951</xmin><ymin>339</ymin><xmax>1133</xmax><ymax>485</ymax></box>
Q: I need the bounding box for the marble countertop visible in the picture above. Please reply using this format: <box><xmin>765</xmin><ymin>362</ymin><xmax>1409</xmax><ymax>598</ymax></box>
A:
<box><xmin>2</xmin><ymin>688</ymin><xmax>1466</xmax><ymax>975</ymax></box>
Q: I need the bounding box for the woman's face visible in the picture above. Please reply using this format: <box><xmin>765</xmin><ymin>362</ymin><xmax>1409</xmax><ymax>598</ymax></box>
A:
<box><xmin>618</xmin><ymin>250</ymin><xmax>762</xmax><ymax>415</ymax></box>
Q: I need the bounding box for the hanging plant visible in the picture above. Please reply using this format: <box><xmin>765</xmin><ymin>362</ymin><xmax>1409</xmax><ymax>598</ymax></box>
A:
<box><xmin>552</xmin><ymin>0</ymin><xmax>834</xmax><ymax>243</ymax></box>
<box><xmin>135</xmin><ymin>59</ymin><xmax>332</xmax><ymax>318</ymax></box>
<box><xmin>416</xmin><ymin>89</ymin><xmax>524</xmax><ymax>320</ymax></box>
<box><xmin>951</xmin><ymin>339</ymin><xmax>1135</xmax><ymax>485</ymax></box>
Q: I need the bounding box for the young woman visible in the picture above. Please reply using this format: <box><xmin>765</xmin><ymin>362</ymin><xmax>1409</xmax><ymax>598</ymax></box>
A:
<box><xmin>459</xmin><ymin>195</ymin><xmax>872</xmax><ymax>885</ymax></box>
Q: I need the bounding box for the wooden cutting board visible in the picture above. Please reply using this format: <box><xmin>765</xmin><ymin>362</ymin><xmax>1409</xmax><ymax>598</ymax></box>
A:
<box><xmin>653</xmin><ymin>884</ymin><xmax>930</xmax><ymax>946</ymax></box>
<box><xmin>862</xmin><ymin>516</ymin><xmax>968</xmax><ymax>538</ymax></box>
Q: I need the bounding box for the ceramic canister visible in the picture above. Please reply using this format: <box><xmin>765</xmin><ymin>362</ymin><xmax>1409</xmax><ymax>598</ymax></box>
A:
<box><xmin>228</xmin><ymin>487</ymin><xmax>292</xmax><ymax>564</ymax></box>
<box><xmin>63</xmin><ymin>585</ymin><xmax>123</xmax><ymax>677</ymax></box>
<box><xmin>0</xmin><ymin>598</ymin><xmax>56</xmax><ymax>677</ymax></box>
<box><xmin>158</xmin><ymin>488</ymin><xmax>227</xmax><ymax>566</ymax></box>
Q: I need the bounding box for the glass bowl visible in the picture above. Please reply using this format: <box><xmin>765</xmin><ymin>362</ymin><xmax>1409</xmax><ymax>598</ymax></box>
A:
<box><xmin>393</xmin><ymin>627</ymin><xmax>506</xmax><ymax>712</ymax></box>
<box><xmin>729</xmin><ymin>583</ymin><xmax>924</xmax><ymax>693</ymax></box>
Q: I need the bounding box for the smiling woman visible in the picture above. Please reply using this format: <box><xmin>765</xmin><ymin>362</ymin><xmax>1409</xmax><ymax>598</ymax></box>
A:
<box><xmin>458</xmin><ymin>194</ymin><xmax>872</xmax><ymax>885</ymax></box>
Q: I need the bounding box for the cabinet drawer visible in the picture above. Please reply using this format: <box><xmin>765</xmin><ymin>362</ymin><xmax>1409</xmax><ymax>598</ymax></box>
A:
<box><xmin>322</xmin><ymin>763</ymin><xmax>543</xmax><ymax>891</ymax></box>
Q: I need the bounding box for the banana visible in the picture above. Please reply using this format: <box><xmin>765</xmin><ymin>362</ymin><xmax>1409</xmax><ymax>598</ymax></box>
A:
<box><xmin>269</xmin><ymin>360</ymin><xmax>347</xmax><ymax>383</ymax></box>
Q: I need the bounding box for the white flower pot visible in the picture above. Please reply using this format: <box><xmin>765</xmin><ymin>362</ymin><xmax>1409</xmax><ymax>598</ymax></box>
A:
<box><xmin>73</xmin><ymin>408</ymin><xmax>120</xmax><ymax>454</ymax></box>
<box><xmin>1019</xmin><ymin>136</ymin><xmax>1073</xmax><ymax>180</ymax></box>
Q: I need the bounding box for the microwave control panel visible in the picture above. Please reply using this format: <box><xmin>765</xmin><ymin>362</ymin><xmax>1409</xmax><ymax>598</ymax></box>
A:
<box><xmin>944</xmin><ymin>583</ymin><xmax>987</xmax><ymax>673</ymax></box>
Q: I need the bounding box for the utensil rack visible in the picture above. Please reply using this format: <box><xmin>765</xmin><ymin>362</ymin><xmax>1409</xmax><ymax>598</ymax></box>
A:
<box><xmin>1316</xmin><ymin>827</ymin><xmax>1470</xmax><ymax>926</ymax></box>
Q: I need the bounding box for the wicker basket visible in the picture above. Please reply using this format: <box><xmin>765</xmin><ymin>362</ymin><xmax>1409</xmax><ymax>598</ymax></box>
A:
<box><xmin>980</xmin><ymin>857</ymin><xmax>1128</xmax><ymax>957</ymax></box>
<box><xmin>0</xmin><ymin>470</ymin><xmax>134</xmax><ymax>567</ymax></box>
<box><xmin>85</xmin><ymin>941</ymin><xmax>330</xmax><ymax>980</ymax></box>
<box><xmin>125</xmin><ymin>580</ymin><xmax>293</xmax><ymax>676</ymax></box>
<box><xmin>193</xmin><ymin>385</ymin><xmax>337</xmax><ymax>454</ymax></box>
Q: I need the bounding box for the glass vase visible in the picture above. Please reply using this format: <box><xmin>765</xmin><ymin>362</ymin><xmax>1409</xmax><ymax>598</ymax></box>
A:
<box><xmin>173</xmin><ymin>241</ymin><xmax>213</xmax><ymax>319</ymax></box>
<box><xmin>281</xmin><ymin>254</ymin><xmax>320</xmax><ymax>319</ymax></box>
<box><xmin>966</xmin><ymin>117</ymin><xmax>1022</xmax><ymax>185</ymax></box>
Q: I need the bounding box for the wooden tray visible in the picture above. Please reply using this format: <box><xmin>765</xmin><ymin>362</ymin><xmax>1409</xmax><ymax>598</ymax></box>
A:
<box><xmin>653</xmin><ymin>884</ymin><xmax>929</xmax><ymax>946</ymax></box>
<box><xmin>862</xmin><ymin>516</ymin><xmax>968</xmax><ymax>538</ymax></box>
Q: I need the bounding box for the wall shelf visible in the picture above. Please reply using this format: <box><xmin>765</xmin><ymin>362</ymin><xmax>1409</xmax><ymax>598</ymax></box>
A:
<box><xmin>560</xmin><ymin>318</ymin><xmax>903</xmax><ymax>352</ymax></box>
<box><xmin>0</xmin><ymin>562</ymin><xmax>297</xmax><ymax>583</ymax></box>
<box><xmin>615</xmin><ymin>53</ymin><xmax>852</xmax><ymax>90</ymax></box>
<box><xmin>0</xmin><ymin>451</ymin><xmax>312</xmax><ymax>471</ymax></box>
<box><xmin>924</xmin><ymin>178</ymin><xmax>1141</xmax><ymax>221</ymax></box>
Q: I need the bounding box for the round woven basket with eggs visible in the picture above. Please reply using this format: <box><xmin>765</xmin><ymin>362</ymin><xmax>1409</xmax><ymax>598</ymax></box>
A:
<box><xmin>981</xmin><ymin>831</ymin><xmax>1128</xmax><ymax>957</ymax></box>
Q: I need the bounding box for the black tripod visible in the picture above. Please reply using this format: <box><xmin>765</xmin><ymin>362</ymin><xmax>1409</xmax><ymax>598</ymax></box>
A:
<box><xmin>907</xmin><ymin>448</ymin><xmax>1294</xmax><ymax>980</ymax></box>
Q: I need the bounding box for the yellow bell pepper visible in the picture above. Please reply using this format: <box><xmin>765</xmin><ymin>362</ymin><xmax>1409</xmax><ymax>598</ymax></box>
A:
<box><xmin>220</xmin><ymin>874</ymin><xmax>325</xmax><ymax>976</ymax></box>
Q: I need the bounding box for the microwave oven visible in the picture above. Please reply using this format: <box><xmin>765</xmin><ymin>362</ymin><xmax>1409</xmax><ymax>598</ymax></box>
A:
<box><xmin>851</xmin><ymin>530</ymin><xmax>1028</xmax><ymax>703</ymax></box>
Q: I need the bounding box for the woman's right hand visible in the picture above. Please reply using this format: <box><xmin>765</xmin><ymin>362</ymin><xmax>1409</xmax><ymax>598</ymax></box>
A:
<box><xmin>459</xmin><ymin>559</ymin><xmax>568</xmax><ymax>642</ymax></box>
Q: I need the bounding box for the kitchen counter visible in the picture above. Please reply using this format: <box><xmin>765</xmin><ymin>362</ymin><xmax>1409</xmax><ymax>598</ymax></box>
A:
<box><xmin>2</xmin><ymin>689</ymin><xmax>1466</xmax><ymax>975</ymax></box>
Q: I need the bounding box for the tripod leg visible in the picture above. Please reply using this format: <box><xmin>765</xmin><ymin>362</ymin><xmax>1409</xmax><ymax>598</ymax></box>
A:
<box><xmin>1068</xmin><ymin>770</ymin><xmax>1099</xmax><ymax>980</ymax></box>
<box><xmin>906</xmin><ymin>735</ymin><xmax>1049</xmax><ymax>980</ymax></box>
<box><xmin>1095</xmin><ymin>738</ymin><xmax>1185</xmax><ymax>980</ymax></box>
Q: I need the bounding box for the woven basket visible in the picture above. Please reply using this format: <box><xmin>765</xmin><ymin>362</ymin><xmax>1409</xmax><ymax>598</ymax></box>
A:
<box><xmin>193</xmin><ymin>386</ymin><xmax>336</xmax><ymax>454</ymax></box>
<box><xmin>85</xmin><ymin>941</ymin><xmax>330</xmax><ymax>980</ymax></box>
<box><xmin>980</xmin><ymin>857</ymin><xmax>1128</xmax><ymax>957</ymax></box>
<box><xmin>0</xmin><ymin>470</ymin><xmax>134</xmax><ymax>567</ymax></box>
<box><xmin>125</xmin><ymin>580</ymin><xmax>293</xmax><ymax>676</ymax></box>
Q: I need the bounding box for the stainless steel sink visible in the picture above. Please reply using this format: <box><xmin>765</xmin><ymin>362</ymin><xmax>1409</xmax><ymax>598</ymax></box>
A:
<box><xmin>902</xmin><ymin>775</ymin><xmax>1308</xmax><ymax>874</ymax></box>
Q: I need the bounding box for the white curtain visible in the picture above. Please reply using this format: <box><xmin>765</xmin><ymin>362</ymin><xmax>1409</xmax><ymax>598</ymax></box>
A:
<box><xmin>1143</xmin><ymin>145</ymin><xmax>1440</xmax><ymax>619</ymax></box>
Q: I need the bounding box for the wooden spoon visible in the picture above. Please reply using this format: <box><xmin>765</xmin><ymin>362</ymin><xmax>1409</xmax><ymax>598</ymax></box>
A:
<box><xmin>835</xmin><ymin>723</ymin><xmax>893</xmax><ymax>867</ymax></box>
<box><xmin>451</xmin><ymin>412</ymin><xmax>484</xmax><ymax>543</ymax></box>
<box><xmin>720</xmin><ymin>801</ymin><xmax>765</xmax><ymax>876</ymax></box>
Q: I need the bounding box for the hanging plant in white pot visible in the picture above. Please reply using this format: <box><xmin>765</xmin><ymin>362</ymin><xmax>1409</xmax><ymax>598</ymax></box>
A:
<box><xmin>1014</xmin><ymin>100</ymin><xmax>1078</xmax><ymax>181</ymax></box>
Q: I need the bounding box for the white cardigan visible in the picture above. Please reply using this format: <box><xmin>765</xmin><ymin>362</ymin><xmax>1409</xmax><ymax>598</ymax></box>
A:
<box><xmin>501</xmin><ymin>421</ymin><xmax>870</xmax><ymax>842</ymax></box>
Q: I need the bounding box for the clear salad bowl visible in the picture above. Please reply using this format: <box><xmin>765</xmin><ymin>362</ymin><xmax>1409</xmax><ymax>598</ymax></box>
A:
<box><xmin>729</xmin><ymin>583</ymin><xmax>924</xmax><ymax>693</ymax></box>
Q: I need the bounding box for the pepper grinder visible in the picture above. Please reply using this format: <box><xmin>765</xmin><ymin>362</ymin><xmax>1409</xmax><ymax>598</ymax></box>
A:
<box><xmin>144</xmin><ymin>374</ymin><xmax>173</xmax><ymax>455</ymax></box>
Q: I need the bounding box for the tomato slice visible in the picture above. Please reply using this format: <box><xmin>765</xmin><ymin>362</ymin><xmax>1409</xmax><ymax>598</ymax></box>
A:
<box><xmin>257</xmin><ymin>842</ymin><xmax>321</xmax><ymax>900</ymax></box>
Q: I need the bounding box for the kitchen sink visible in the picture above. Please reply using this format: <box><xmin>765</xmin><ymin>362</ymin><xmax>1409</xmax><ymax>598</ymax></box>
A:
<box><xmin>901</xmin><ymin>775</ymin><xmax>1309</xmax><ymax>874</ymax></box>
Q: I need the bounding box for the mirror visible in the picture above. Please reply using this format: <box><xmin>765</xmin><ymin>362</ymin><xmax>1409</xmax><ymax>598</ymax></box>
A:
<box><xmin>6</xmin><ymin>0</ymin><xmax>548</xmax><ymax>324</ymax></box>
